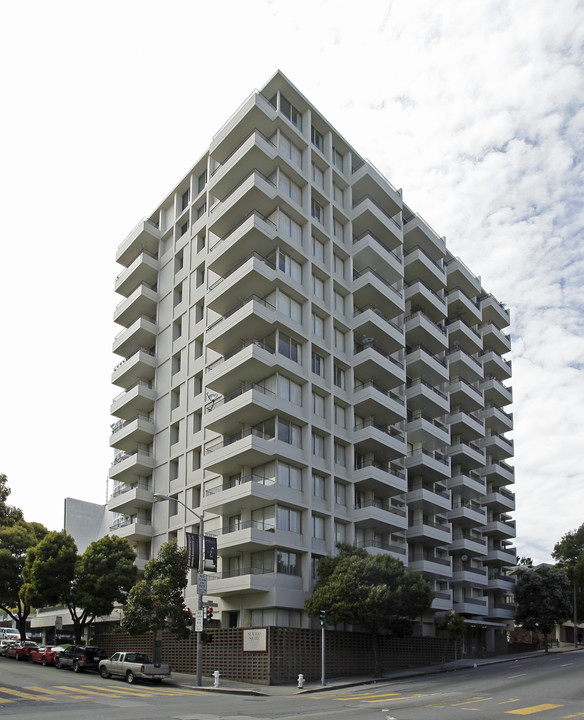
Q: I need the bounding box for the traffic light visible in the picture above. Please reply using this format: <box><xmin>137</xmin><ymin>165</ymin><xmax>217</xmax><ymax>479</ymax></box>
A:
<box><xmin>206</xmin><ymin>606</ymin><xmax>214</xmax><ymax>622</ymax></box>
<box><xmin>319</xmin><ymin>610</ymin><xmax>326</xmax><ymax>626</ymax></box>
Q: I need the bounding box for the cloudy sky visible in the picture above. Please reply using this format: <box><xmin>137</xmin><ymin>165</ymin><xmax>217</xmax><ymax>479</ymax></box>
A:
<box><xmin>1</xmin><ymin>0</ymin><xmax>582</xmax><ymax>564</ymax></box>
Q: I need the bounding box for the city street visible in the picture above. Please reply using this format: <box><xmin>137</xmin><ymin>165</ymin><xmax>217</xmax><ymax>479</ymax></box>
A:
<box><xmin>1</xmin><ymin>650</ymin><xmax>583</xmax><ymax>720</ymax></box>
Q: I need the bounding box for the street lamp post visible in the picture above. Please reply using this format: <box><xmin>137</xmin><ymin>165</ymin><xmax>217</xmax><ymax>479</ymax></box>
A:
<box><xmin>153</xmin><ymin>493</ymin><xmax>205</xmax><ymax>686</ymax></box>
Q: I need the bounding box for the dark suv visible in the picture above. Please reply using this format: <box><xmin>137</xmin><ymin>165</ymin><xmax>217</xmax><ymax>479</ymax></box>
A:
<box><xmin>54</xmin><ymin>645</ymin><xmax>107</xmax><ymax>672</ymax></box>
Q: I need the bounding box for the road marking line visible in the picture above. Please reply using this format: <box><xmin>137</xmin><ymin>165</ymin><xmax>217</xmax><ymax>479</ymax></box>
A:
<box><xmin>560</xmin><ymin>713</ymin><xmax>584</xmax><ymax>718</ymax></box>
<box><xmin>363</xmin><ymin>693</ymin><xmax>429</xmax><ymax>703</ymax></box>
<box><xmin>0</xmin><ymin>687</ymin><xmax>55</xmax><ymax>701</ymax></box>
<box><xmin>508</xmin><ymin>674</ymin><xmax>527</xmax><ymax>679</ymax></box>
<box><xmin>506</xmin><ymin>704</ymin><xmax>564</xmax><ymax>715</ymax></box>
<box><xmin>79</xmin><ymin>685</ymin><xmax>156</xmax><ymax>697</ymax></box>
<box><xmin>453</xmin><ymin>696</ymin><xmax>491</xmax><ymax>706</ymax></box>
<box><xmin>342</xmin><ymin>693</ymin><xmax>401</xmax><ymax>699</ymax></box>
<box><xmin>560</xmin><ymin>663</ymin><xmax>573</xmax><ymax>667</ymax></box>
<box><xmin>53</xmin><ymin>685</ymin><xmax>125</xmax><ymax>698</ymax></box>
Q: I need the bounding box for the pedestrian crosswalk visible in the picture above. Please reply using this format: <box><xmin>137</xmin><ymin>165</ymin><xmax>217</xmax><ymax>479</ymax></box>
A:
<box><xmin>0</xmin><ymin>683</ymin><xmax>205</xmax><ymax>705</ymax></box>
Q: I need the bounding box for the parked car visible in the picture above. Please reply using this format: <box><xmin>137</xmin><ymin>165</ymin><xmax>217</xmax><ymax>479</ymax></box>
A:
<box><xmin>29</xmin><ymin>646</ymin><xmax>59</xmax><ymax>666</ymax></box>
<box><xmin>98</xmin><ymin>651</ymin><xmax>171</xmax><ymax>684</ymax></box>
<box><xmin>54</xmin><ymin>645</ymin><xmax>107</xmax><ymax>672</ymax></box>
<box><xmin>0</xmin><ymin>640</ymin><xmax>16</xmax><ymax>656</ymax></box>
<box><xmin>5</xmin><ymin>641</ymin><xmax>39</xmax><ymax>661</ymax></box>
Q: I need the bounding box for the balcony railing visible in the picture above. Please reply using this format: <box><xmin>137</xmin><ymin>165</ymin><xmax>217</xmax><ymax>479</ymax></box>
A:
<box><xmin>354</xmin><ymin>459</ymin><xmax>405</xmax><ymax>479</ymax></box>
<box><xmin>206</xmin><ymin>382</ymin><xmax>276</xmax><ymax>413</ymax></box>
<box><xmin>206</xmin><ymin>337</ymin><xmax>275</xmax><ymax>373</ymax></box>
<box><xmin>205</xmin><ymin>473</ymin><xmax>276</xmax><ymax>496</ymax></box>
<box><xmin>353</xmin><ymin>266</ymin><xmax>403</xmax><ymax>299</ymax></box>
<box><xmin>113</xmin><ymin>347</ymin><xmax>155</xmax><ymax>374</ymax></box>
<box><xmin>207</xmin><ymin>294</ymin><xmax>276</xmax><ymax>332</ymax></box>
<box><xmin>206</xmin><ymin>519</ymin><xmax>280</xmax><ymax>536</ymax></box>
<box><xmin>208</xmin><ymin>566</ymin><xmax>275</xmax><ymax>581</ymax></box>
<box><xmin>354</xmin><ymin>420</ymin><xmax>405</xmax><ymax>443</ymax></box>
<box><xmin>208</xmin><ymin>250</ymin><xmax>276</xmax><ymax>291</ymax></box>
<box><xmin>354</xmin><ymin>341</ymin><xmax>404</xmax><ymax>369</ymax></box>
<box><xmin>354</xmin><ymin>303</ymin><xmax>403</xmax><ymax>334</ymax></box>
<box><xmin>353</xmin><ymin>380</ymin><xmax>405</xmax><ymax>407</ymax></box>
<box><xmin>209</xmin><ymin>210</ymin><xmax>277</xmax><ymax>253</ymax></box>
<box><xmin>354</xmin><ymin>499</ymin><xmax>406</xmax><ymax>517</ymax></box>
<box><xmin>352</xmin><ymin>230</ymin><xmax>402</xmax><ymax>263</ymax></box>
<box><xmin>356</xmin><ymin>539</ymin><xmax>406</xmax><ymax>555</ymax></box>
<box><xmin>205</xmin><ymin>427</ymin><xmax>275</xmax><ymax>454</ymax></box>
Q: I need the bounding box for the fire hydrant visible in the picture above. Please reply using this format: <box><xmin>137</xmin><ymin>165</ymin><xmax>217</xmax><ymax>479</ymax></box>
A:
<box><xmin>213</xmin><ymin>669</ymin><xmax>221</xmax><ymax>688</ymax></box>
<box><xmin>297</xmin><ymin>673</ymin><xmax>305</xmax><ymax>689</ymax></box>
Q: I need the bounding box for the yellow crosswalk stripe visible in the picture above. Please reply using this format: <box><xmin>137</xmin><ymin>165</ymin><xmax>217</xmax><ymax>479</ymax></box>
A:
<box><xmin>342</xmin><ymin>692</ymin><xmax>401</xmax><ymax>700</ymax></box>
<box><xmin>0</xmin><ymin>687</ymin><xmax>55</xmax><ymax>701</ymax></box>
<box><xmin>453</xmin><ymin>696</ymin><xmax>492</xmax><ymax>706</ymax></box>
<box><xmin>363</xmin><ymin>693</ymin><xmax>429</xmax><ymax>703</ymax></box>
<box><xmin>506</xmin><ymin>705</ymin><xmax>564</xmax><ymax>715</ymax></box>
<box><xmin>53</xmin><ymin>685</ymin><xmax>125</xmax><ymax>698</ymax></box>
<box><xmin>79</xmin><ymin>684</ymin><xmax>157</xmax><ymax>697</ymax></box>
<box><xmin>24</xmin><ymin>686</ymin><xmax>74</xmax><ymax>696</ymax></box>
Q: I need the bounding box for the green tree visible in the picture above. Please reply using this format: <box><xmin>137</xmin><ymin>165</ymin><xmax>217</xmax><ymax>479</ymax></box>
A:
<box><xmin>0</xmin><ymin>520</ymin><xmax>48</xmax><ymax>639</ymax></box>
<box><xmin>514</xmin><ymin>565</ymin><xmax>571</xmax><ymax>651</ymax></box>
<box><xmin>552</xmin><ymin>524</ymin><xmax>584</xmax><ymax>636</ymax></box>
<box><xmin>0</xmin><ymin>473</ymin><xmax>23</xmax><ymax>526</ymax></box>
<box><xmin>122</xmin><ymin>541</ymin><xmax>192</xmax><ymax>640</ymax></box>
<box><xmin>21</xmin><ymin>531</ymin><xmax>136</xmax><ymax>643</ymax></box>
<box><xmin>437</xmin><ymin>610</ymin><xmax>466</xmax><ymax>662</ymax></box>
<box><xmin>305</xmin><ymin>544</ymin><xmax>434</xmax><ymax>674</ymax></box>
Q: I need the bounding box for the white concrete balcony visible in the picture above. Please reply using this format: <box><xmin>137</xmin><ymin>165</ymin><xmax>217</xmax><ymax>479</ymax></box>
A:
<box><xmin>405</xmin><ymin>487</ymin><xmax>452</xmax><ymax>513</ymax></box>
<box><xmin>352</xmin><ymin>342</ymin><xmax>406</xmax><ymax>390</ymax></box>
<box><xmin>406</xmin><ymin>378</ymin><xmax>450</xmax><ymax>416</ymax></box>
<box><xmin>207</xmin><ymin>252</ymin><xmax>279</xmax><ymax>316</ymax></box>
<box><xmin>480</xmin><ymin>349</ymin><xmax>512</xmax><ymax>381</ymax></box>
<box><xmin>205</xmin><ymin>338</ymin><xmax>277</xmax><ymax>396</ymax></box>
<box><xmin>487</xmin><ymin>602</ymin><xmax>515</xmax><ymax>621</ymax></box>
<box><xmin>448</xmin><ymin>410</ymin><xmax>485</xmax><ymax>442</ymax></box>
<box><xmin>446</xmin><ymin>473</ymin><xmax>486</xmax><ymax>499</ymax></box>
<box><xmin>351</xmin><ymin>160</ymin><xmax>402</xmax><ymax>219</ymax></box>
<box><xmin>478</xmin><ymin>406</ymin><xmax>513</xmax><ymax>434</ymax></box>
<box><xmin>487</xmin><ymin>574</ymin><xmax>515</xmax><ymax>592</ymax></box>
<box><xmin>403</xmin><ymin>213</ymin><xmax>447</xmax><ymax>260</ymax></box>
<box><xmin>109</xmin><ymin>516</ymin><xmax>153</xmax><ymax>542</ymax></box>
<box><xmin>205</xmin><ymin>383</ymin><xmax>281</xmax><ymax>436</ymax></box>
<box><xmin>352</xmin><ymin>266</ymin><xmax>404</xmax><ymax>318</ymax></box>
<box><xmin>352</xmin><ymin>231</ymin><xmax>403</xmax><ymax>286</ymax></box>
<box><xmin>406</xmin><ymin>414</ymin><xmax>450</xmax><ymax>450</ymax></box>
<box><xmin>205</xmin><ymin>295</ymin><xmax>277</xmax><ymax>356</ymax></box>
<box><xmin>116</xmin><ymin>218</ymin><xmax>160</xmax><ymax>267</ymax></box>
<box><xmin>483</xmin><ymin>488</ymin><xmax>516</xmax><ymax>513</ymax></box>
<box><xmin>352</xmin><ymin>381</ymin><xmax>406</xmax><ymax>426</ymax></box>
<box><xmin>481</xmin><ymin>294</ymin><xmax>510</xmax><ymax>330</ymax></box>
<box><xmin>447</xmin><ymin>348</ymin><xmax>483</xmax><ymax>384</ymax></box>
<box><xmin>204</xmin><ymin>427</ymin><xmax>277</xmax><ymax>476</ymax></box>
<box><xmin>481</xmin><ymin>377</ymin><xmax>513</xmax><ymax>407</ymax></box>
<box><xmin>206</xmin><ymin>567</ymin><xmax>275</xmax><ymax>596</ymax></box>
<box><xmin>404</xmin><ymin>245</ymin><xmax>446</xmax><ymax>291</ymax></box>
<box><xmin>107</xmin><ymin>482</ymin><xmax>153</xmax><ymax>514</ymax></box>
<box><xmin>353</xmin><ymin>460</ymin><xmax>408</xmax><ymax>496</ymax></box>
<box><xmin>202</xmin><ymin>474</ymin><xmax>299</xmax><ymax>516</ymax></box>
<box><xmin>110</xmin><ymin>380</ymin><xmax>155</xmax><ymax>419</ymax></box>
<box><xmin>352</xmin><ymin>500</ymin><xmax>408</xmax><ymax>533</ymax></box>
<box><xmin>450</xmin><ymin>533</ymin><xmax>488</xmax><ymax>556</ymax></box>
<box><xmin>405</xmin><ymin>280</ymin><xmax>447</xmax><ymax>323</ymax></box>
<box><xmin>446</xmin><ymin>256</ymin><xmax>482</xmax><ymax>298</ymax></box>
<box><xmin>408</xmin><ymin>555</ymin><xmax>452</xmax><ymax>577</ymax></box>
<box><xmin>353</xmin><ymin>305</ymin><xmax>405</xmax><ymax>357</ymax></box>
<box><xmin>446</xmin><ymin>318</ymin><xmax>482</xmax><ymax>355</ymax></box>
<box><xmin>481</xmin><ymin>322</ymin><xmax>511</xmax><ymax>356</ymax></box>
<box><xmin>109</xmin><ymin>448</ymin><xmax>154</xmax><ymax>483</ymax></box>
<box><xmin>485</xmin><ymin>545</ymin><xmax>517</xmax><ymax>565</ymax></box>
<box><xmin>351</xmin><ymin>196</ymin><xmax>402</xmax><ymax>250</ymax></box>
<box><xmin>452</xmin><ymin>597</ymin><xmax>488</xmax><ymax>615</ymax></box>
<box><xmin>112</xmin><ymin>315</ymin><xmax>156</xmax><ymax>358</ymax></box>
<box><xmin>446</xmin><ymin>288</ymin><xmax>482</xmax><ymax>326</ymax></box>
<box><xmin>405</xmin><ymin>345</ymin><xmax>449</xmax><ymax>386</ymax></box>
<box><xmin>448</xmin><ymin>377</ymin><xmax>484</xmax><ymax>413</ymax></box>
<box><xmin>208</xmin><ymin>169</ymin><xmax>278</xmax><ymax>238</ymax></box>
<box><xmin>483</xmin><ymin>518</ymin><xmax>516</xmax><ymax>539</ymax></box>
<box><xmin>478</xmin><ymin>433</ymin><xmax>514</xmax><ymax>461</ymax></box>
<box><xmin>405</xmin><ymin>311</ymin><xmax>449</xmax><ymax>354</ymax></box>
<box><xmin>431</xmin><ymin>591</ymin><xmax>454</xmax><ymax>611</ymax></box>
<box><xmin>109</xmin><ymin>413</ymin><xmax>154</xmax><ymax>452</ymax></box>
<box><xmin>114</xmin><ymin>283</ymin><xmax>158</xmax><ymax>327</ymax></box>
<box><xmin>211</xmin><ymin>521</ymin><xmax>304</xmax><ymax>554</ymax></box>
<box><xmin>452</xmin><ymin>566</ymin><xmax>489</xmax><ymax>586</ymax></box>
<box><xmin>353</xmin><ymin>421</ymin><xmax>407</xmax><ymax>462</ymax></box>
<box><xmin>111</xmin><ymin>348</ymin><xmax>156</xmax><ymax>388</ymax></box>
<box><xmin>448</xmin><ymin>501</ymin><xmax>487</xmax><ymax>528</ymax></box>
<box><xmin>356</xmin><ymin>538</ymin><xmax>407</xmax><ymax>560</ymax></box>
<box><xmin>406</xmin><ymin>519</ymin><xmax>452</xmax><ymax>545</ymax></box>
<box><xmin>115</xmin><ymin>250</ymin><xmax>159</xmax><ymax>296</ymax></box>
<box><xmin>208</xmin><ymin>210</ymin><xmax>278</xmax><ymax>276</ymax></box>
<box><xmin>449</xmin><ymin>440</ymin><xmax>486</xmax><ymax>471</ymax></box>
<box><xmin>480</xmin><ymin>461</ymin><xmax>515</xmax><ymax>488</ymax></box>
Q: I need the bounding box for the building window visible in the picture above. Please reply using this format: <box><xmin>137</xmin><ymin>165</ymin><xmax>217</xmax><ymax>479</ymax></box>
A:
<box><xmin>312</xmin><ymin>312</ymin><xmax>324</xmax><ymax>338</ymax></box>
<box><xmin>312</xmin><ymin>431</ymin><xmax>325</xmax><ymax>458</ymax></box>
<box><xmin>278</xmin><ymin>251</ymin><xmax>302</xmax><ymax>282</ymax></box>
<box><xmin>312</xmin><ymin>514</ymin><xmax>325</xmax><ymax>540</ymax></box>
<box><xmin>277</xmin><ymin>549</ymin><xmax>301</xmax><ymax>575</ymax></box>
<box><xmin>252</xmin><ymin>550</ymin><xmax>274</xmax><ymax>573</ymax></box>
<box><xmin>278</xmin><ymin>333</ymin><xmax>300</xmax><ymax>363</ymax></box>
<box><xmin>198</xmin><ymin>171</ymin><xmax>207</xmax><ymax>194</ymax></box>
<box><xmin>280</xmin><ymin>95</ymin><xmax>303</xmax><ymax>131</ymax></box>
<box><xmin>334</xmin><ymin>364</ymin><xmax>346</xmax><ymax>389</ymax></box>
<box><xmin>334</xmin><ymin>442</ymin><xmax>346</xmax><ymax>467</ymax></box>
<box><xmin>277</xmin><ymin>418</ymin><xmax>302</xmax><ymax>447</ymax></box>
<box><xmin>180</xmin><ymin>220</ymin><xmax>189</xmax><ymax>237</ymax></box>
<box><xmin>333</xmin><ymin>182</ymin><xmax>344</xmax><ymax>206</ymax></box>
<box><xmin>277</xmin><ymin>462</ymin><xmax>302</xmax><ymax>491</ymax></box>
<box><xmin>196</xmin><ymin>202</ymin><xmax>206</xmax><ymax>219</ymax></box>
<box><xmin>277</xmin><ymin>507</ymin><xmax>302</xmax><ymax>533</ymax></box>
<box><xmin>312</xmin><ymin>235</ymin><xmax>325</xmax><ymax>262</ymax></box>
<box><xmin>279</xmin><ymin>134</ymin><xmax>302</xmax><ymax>167</ymax></box>
<box><xmin>279</xmin><ymin>172</ymin><xmax>302</xmax><ymax>205</ymax></box>
<box><xmin>333</xmin><ymin>290</ymin><xmax>345</xmax><ymax>314</ymax></box>
<box><xmin>333</xmin><ymin>147</ymin><xmax>343</xmax><ymax>172</ymax></box>
<box><xmin>312</xmin><ymin>391</ymin><xmax>325</xmax><ymax>417</ymax></box>
<box><xmin>181</xmin><ymin>188</ymin><xmax>190</xmax><ymax>211</ymax></box>
<box><xmin>335</xmin><ymin>522</ymin><xmax>347</xmax><ymax>544</ymax></box>
<box><xmin>169</xmin><ymin>461</ymin><xmax>179</xmax><ymax>481</ymax></box>
<box><xmin>334</xmin><ymin>327</ymin><xmax>346</xmax><ymax>352</ymax></box>
<box><xmin>311</xmin><ymin>125</ymin><xmax>324</xmax><ymax>152</ymax></box>
<box><xmin>278</xmin><ymin>211</ymin><xmax>302</xmax><ymax>242</ymax></box>
<box><xmin>313</xmin><ymin>472</ymin><xmax>326</xmax><ymax>499</ymax></box>
<box><xmin>312</xmin><ymin>274</ymin><xmax>325</xmax><ymax>300</ymax></box>
<box><xmin>311</xmin><ymin>163</ymin><xmax>324</xmax><ymax>189</ymax></box>
<box><xmin>334</xmin><ymin>403</ymin><xmax>346</xmax><ymax>428</ymax></box>
<box><xmin>333</xmin><ymin>217</ymin><xmax>345</xmax><ymax>242</ymax></box>
<box><xmin>334</xmin><ymin>481</ymin><xmax>346</xmax><ymax>506</ymax></box>
<box><xmin>277</xmin><ymin>291</ymin><xmax>302</xmax><ymax>323</ymax></box>
<box><xmin>278</xmin><ymin>375</ymin><xmax>302</xmax><ymax>405</ymax></box>
<box><xmin>311</xmin><ymin>198</ymin><xmax>323</xmax><ymax>223</ymax></box>
<box><xmin>333</xmin><ymin>253</ymin><xmax>345</xmax><ymax>277</ymax></box>
<box><xmin>312</xmin><ymin>350</ymin><xmax>324</xmax><ymax>377</ymax></box>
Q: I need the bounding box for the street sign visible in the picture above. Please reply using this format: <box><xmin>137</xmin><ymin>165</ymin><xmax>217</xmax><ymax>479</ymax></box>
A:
<box><xmin>197</xmin><ymin>573</ymin><xmax>207</xmax><ymax>595</ymax></box>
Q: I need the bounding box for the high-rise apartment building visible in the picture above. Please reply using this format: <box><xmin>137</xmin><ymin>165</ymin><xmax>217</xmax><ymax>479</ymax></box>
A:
<box><xmin>108</xmin><ymin>71</ymin><xmax>515</xmax><ymax>644</ymax></box>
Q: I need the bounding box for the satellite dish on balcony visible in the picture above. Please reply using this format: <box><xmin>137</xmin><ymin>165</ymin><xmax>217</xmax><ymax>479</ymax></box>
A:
<box><xmin>206</xmin><ymin>391</ymin><xmax>219</xmax><ymax>401</ymax></box>
<box><xmin>362</xmin><ymin>336</ymin><xmax>374</xmax><ymax>344</ymax></box>
<box><xmin>461</xmin><ymin>554</ymin><xmax>468</xmax><ymax>562</ymax></box>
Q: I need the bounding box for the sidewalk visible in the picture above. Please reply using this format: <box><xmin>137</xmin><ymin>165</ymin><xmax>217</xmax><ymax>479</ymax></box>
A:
<box><xmin>168</xmin><ymin>645</ymin><xmax>583</xmax><ymax>696</ymax></box>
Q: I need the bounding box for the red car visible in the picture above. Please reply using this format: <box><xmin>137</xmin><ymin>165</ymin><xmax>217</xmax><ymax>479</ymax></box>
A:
<box><xmin>29</xmin><ymin>646</ymin><xmax>58</xmax><ymax>666</ymax></box>
<box><xmin>5</xmin><ymin>642</ymin><xmax>38</xmax><ymax>661</ymax></box>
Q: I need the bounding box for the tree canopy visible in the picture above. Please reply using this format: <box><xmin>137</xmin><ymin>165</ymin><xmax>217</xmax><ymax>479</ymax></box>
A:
<box><xmin>0</xmin><ymin>473</ymin><xmax>23</xmax><ymax>525</ymax></box>
<box><xmin>552</xmin><ymin>524</ymin><xmax>584</xmax><ymax>628</ymax></box>
<box><xmin>21</xmin><ymin>531</ymin><xmax>136</xmax><ymax>643</ymax></box>
<box><xmin>514</xmin><ymin>565</ymin><xmax>571</xmax><ymax>650</ymax></box>
<box><xmin>122</xmin><ymin>541</ymin><xmax>192</xmax><ymax>639</ymax></box>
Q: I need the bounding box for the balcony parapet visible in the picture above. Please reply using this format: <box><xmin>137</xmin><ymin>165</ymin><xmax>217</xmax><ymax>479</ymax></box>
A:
<box><xmin>205</xmin><ymin>427</ymin><xmax>275</xmax><ymax>454</ymax></box>
<box><xmin>207</xmin><ymin>294</ymin><xmax>276</xmax><ymax>333</ymax></box>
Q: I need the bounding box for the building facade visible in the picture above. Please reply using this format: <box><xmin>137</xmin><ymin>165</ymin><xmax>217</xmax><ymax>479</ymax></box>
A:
<box><xmin>108</xmin><ymin>71</ymin><xmax>516</xmax><ymax>644</ymax></box>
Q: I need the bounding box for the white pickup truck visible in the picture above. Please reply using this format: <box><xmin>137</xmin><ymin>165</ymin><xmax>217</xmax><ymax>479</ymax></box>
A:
<box><xmin>98</xmin><ymin>652</ymin><xmax>171</xmax><ymax>684</ymax></box>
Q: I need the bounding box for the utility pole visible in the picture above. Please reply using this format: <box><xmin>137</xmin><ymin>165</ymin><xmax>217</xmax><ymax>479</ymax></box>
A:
<box><xmin>319</xmin><ymin>610</ymin><xmax>326</xmax><ymax>686</ymax></box>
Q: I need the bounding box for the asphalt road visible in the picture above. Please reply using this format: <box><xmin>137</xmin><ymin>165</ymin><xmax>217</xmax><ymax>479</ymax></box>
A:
<box><xmin>1</xmin><ymin>651</ymin><xmax>583</xmax><ymax>720</ymax></box>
